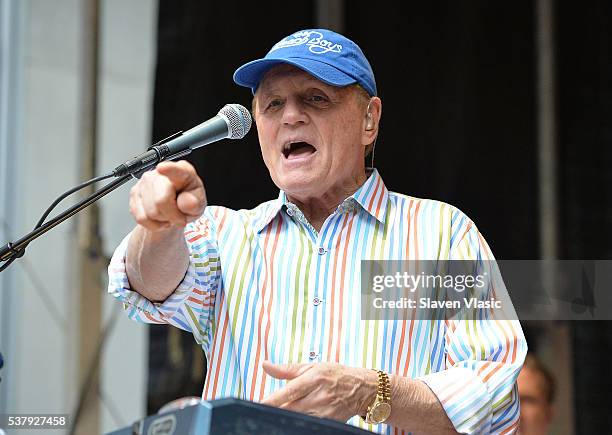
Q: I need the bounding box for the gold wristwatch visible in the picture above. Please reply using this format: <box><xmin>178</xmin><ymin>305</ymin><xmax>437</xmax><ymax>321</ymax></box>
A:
<box><xmin>361</xmin><ymin>369</ymin><xmax>391</xmax><ymax>424</ymax></box>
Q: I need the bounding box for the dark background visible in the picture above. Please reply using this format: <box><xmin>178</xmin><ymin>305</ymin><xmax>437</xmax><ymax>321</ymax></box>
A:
<box><xmin>147</xmin><ymin>1</ymin><xmax>612</xmax><ymax>433</ymax></box>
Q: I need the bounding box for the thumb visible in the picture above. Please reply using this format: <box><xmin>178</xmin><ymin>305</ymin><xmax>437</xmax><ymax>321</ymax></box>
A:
<box><xmin>262</xmin><ymin>360</ymin><xmax>312</xmax><ymax>380</ymax></box>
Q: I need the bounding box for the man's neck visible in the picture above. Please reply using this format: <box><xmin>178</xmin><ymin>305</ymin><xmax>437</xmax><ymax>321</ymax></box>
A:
<box><xmin>286</xmin><ymin>171</ymin><xmax>368</xmax><ymax>232</ymax></box>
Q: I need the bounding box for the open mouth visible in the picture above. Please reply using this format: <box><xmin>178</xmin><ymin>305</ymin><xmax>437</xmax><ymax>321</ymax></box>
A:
<box><xmin>282</xmin><ymin>141</ymin><xmax>317</xmax><ymax>160</ymax></box>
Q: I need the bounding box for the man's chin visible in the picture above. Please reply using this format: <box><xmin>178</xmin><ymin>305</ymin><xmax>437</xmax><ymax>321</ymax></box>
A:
<box><xmin>276</xmin><ymin>174</ymin><xmax>321</xmax><ymax>198</ymax></box>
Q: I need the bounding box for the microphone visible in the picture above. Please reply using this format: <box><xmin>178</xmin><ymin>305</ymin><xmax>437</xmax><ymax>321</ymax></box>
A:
<box><xmin>114</xmin><ymin>103</ymin><xmax>252</xmax><ymax>177</ymax></box>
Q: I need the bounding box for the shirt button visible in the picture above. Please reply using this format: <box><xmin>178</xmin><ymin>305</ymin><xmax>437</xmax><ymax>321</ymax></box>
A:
<box><xmin>317</xmin><ymin>247</ymin><xmax>326</xmax><ymax>255</ymax></box>
<box><xmin>313</xmin><ymin>297</ymin><xmax>321</xmax><ymax>306</ymax></box>
<box><xmin>308</xmin><ymin>351</ymin><xmax>318</xmax><ymax>360</ymax></box>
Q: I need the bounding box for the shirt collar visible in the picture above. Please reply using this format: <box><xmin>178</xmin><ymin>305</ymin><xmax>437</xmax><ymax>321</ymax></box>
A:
<box><xmin>253</xmin><ymin>169</ymin><xmax>389</xmax><ymax>233</ymax></box>
<box><xmin>350</xmin><ymin>168</ymin><xmax>389</xmax><ymax>224</ymax></box>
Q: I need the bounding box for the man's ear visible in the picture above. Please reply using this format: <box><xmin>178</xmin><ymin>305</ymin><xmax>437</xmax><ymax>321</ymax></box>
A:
<box><xmin>362</xmin><ymin>97</ymin><xmax>382</xmax><ymax>144</ymax></box>
<box><xmin>365</xmin><ymin>112</ymin><xmax>374</xmax><ymax>131</ymax></box>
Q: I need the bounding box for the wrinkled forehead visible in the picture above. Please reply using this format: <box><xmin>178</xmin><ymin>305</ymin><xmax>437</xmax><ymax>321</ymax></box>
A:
<box><xmin>257</xmin><ymin>64</ymin><xmax>341</xmax><ymax>95</ymax></box>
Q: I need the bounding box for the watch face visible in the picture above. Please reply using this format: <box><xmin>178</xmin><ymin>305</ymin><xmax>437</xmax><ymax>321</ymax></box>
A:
<box><xmin>370</xmin><ymin>402</ymin><xmax>391</xmax><ymax>424</ymax></box>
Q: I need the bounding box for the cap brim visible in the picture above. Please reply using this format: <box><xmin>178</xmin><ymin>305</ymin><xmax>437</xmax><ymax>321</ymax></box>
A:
<box><xmin>233</xmin><ymin>57</ymin><xmax>357</xmax><ymax>94</ymax></box>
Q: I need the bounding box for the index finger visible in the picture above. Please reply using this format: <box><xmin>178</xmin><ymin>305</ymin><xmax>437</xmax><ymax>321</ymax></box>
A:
<box><xmin>261</xmin><ymin>372</ymin><xmax>316</xmax><ymax>408</ymax></box>
<box><xmin>156</xmin><ymin>160</ymin><xmax>200</xmax><ymax>192</ymax></box>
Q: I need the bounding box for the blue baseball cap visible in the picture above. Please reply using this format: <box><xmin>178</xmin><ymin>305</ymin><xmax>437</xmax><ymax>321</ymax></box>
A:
<box><xmin>233</xmin><ymin>29</ymin><xmax>377</xmax><ymax>96</ymax></box>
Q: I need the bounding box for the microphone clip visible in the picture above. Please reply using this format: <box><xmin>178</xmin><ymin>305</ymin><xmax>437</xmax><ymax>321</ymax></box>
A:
<box><xmin>113</xmin><ymin>129</ymin><xmax>187</xmax><ymax>178</ymax></box>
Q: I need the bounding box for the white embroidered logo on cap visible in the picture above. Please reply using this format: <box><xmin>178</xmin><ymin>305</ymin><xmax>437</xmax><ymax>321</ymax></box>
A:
<box><xmin>270</xmin><ymin>30</ymin><xmax>342</xmax><ymax>54</ymax></box>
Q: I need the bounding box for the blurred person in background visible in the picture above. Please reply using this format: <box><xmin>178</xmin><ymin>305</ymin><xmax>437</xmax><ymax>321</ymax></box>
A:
<box><xmin>517</xmin><ymin>353</ymin><xmax>555</xmax><ymax>435</ymax></box>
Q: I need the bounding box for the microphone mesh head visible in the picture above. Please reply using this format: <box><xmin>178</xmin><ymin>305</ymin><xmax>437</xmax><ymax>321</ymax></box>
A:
<box><xmin>219</xmin><ymin>104</ymin><xmax>252</xmax><ymax>139</ymax></box>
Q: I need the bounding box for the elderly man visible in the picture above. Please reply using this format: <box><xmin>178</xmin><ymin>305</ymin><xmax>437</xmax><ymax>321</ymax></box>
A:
<box><xmin>109</xmin><ymin>29</ymin><xmax>526</xmax><ymax>434</ymax></box>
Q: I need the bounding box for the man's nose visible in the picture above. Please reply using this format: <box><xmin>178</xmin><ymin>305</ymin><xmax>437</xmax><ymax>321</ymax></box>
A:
<box><xmin>281</xmin><ymin>100</ymin><xmax>308</xmax><ymax>126</ymax></box>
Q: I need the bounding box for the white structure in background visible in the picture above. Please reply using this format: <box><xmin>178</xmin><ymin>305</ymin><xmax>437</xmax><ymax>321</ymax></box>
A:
<box><xmin>0</xmin><ymin>0</ymin><xmax>158</xmax><ymax>433</ymax></box>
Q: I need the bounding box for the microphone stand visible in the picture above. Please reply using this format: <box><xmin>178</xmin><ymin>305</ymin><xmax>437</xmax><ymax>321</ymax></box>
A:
<box><xmin>0</xmin><ymin>104</ymin><xmax>251</xmax><ymax>271</ymax></box>
<box><xmin>0</xmin><ymin>174</ymin><xmax>132</xmax><ymax>265</ymax></box>
<box><xmin>0</xmin><ymin>128</ymin><xmax>196</xmax><ymax>272</ymax></box>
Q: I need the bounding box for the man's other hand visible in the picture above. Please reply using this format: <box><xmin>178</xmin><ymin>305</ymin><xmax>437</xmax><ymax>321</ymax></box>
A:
<box><xmin>261</xmin><ymin>361</ymin><xmax>377</xmax><ymax>422</ymax></box>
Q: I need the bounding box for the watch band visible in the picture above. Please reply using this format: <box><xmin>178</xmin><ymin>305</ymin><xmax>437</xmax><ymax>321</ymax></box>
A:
<box><xmin>361</xmin><ymin>369</ymin><xmax>392</xmax><ymax>424</ymax></box>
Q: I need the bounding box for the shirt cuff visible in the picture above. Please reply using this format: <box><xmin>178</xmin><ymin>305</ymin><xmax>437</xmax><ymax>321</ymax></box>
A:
<box><xmin>419</xmin><ymin>367</ymin><xmax>492</xmax><ymax>434</ymax></box>
<box><xmin>107</xmin><ymin>232</ymin><xmax>195</xmax><ymax>323</ymax></box>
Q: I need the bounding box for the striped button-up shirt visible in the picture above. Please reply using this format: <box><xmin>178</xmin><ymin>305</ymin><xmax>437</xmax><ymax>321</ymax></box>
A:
<box><xmin>108</xmin><ymin>169</ymin><xmax>526</xmax><ymax>434</ymax></box>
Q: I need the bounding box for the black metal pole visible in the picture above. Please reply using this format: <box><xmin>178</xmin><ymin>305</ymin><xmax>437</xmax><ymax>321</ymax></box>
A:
<box><xmin>0</xmin><ymin>174</ymin><xmax>132</xmax><ymax>263</ymax></box>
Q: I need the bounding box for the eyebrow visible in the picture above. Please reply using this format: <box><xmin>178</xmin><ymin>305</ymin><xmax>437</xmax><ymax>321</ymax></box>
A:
<box><xmin>258</xmin><ymin>82</ymin><xmax>344</xmax><ymax>100</ymax></box>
